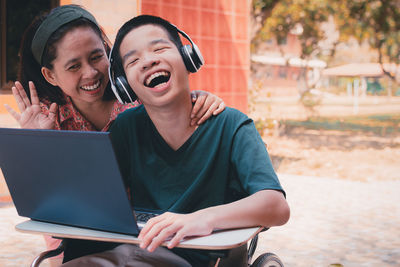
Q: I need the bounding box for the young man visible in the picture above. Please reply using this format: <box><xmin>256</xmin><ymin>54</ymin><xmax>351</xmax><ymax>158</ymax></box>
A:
<box><xmin>62</xmin><ymin>15</ymin><xmax>289</xmax><ymax>267</ymax></box>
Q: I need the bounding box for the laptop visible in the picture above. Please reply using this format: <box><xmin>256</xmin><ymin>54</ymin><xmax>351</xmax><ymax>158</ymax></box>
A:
<box><xmin>0</xmin><ymin>127</ymin><xmax>158</xmax><ymax>236</ymax></box>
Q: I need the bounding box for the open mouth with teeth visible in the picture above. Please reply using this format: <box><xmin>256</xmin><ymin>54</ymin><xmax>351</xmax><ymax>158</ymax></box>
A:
<box><xmin>145</xmin><ymin>71</ymin><xmax>171</xmax><ymax>88</ymax></box>
<box><xmin>80</xmin><ymin>80</ymin><xmax>101</xmax><ymax>91</ymax></box>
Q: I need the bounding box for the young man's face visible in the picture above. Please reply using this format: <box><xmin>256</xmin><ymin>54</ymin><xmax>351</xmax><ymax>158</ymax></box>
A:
<box><xmin>119</xmin><ymin>24</ymin><xmax>189</xmax><ymax>108</ymax></box>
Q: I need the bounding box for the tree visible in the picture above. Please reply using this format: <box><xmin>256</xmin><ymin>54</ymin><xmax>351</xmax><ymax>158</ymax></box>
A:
<box><xmin>251</xmin><ymin>0</ymin><xmax>280</xmax><ymax>51</ymax></box>
<box><xmin>335</xmin><ymin>0</ymin><xmax>400</xmax><ymax>92</ymax></box>
<box><xmin>251</xmin><ymin>0</ymin><xmax>335</xmax><ymax>114</ymax></box>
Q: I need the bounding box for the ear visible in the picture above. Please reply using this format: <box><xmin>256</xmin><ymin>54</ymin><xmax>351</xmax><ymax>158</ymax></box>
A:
<box><xmin>41</xmin><ymin>67</ymin><xmax>58</xmax><ymax>86</ymax></box>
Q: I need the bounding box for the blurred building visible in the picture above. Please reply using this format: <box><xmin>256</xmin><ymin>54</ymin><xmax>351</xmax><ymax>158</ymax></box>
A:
<box><xmin>251</xmin><ymin>30</ymin><xmax>326</xmax><ymax>97</ymax></box>
<box><xmin>0</xmin><ymin>0</ymin><xmax>250</xmax><ymax>112</ymax></box>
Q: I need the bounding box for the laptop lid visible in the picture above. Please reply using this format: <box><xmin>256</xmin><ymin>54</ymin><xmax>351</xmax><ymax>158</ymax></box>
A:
<box><xmin>0</xmin><ymin>128</ymin><xmax>139</xmax><ymax>236</ymax></box>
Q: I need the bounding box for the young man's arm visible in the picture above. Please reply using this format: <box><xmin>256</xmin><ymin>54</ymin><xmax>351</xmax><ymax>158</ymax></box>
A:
<box><xmin>138</xmin><ymin>189</ymin><xmax>289</xmax><ymax>252</ymax></box>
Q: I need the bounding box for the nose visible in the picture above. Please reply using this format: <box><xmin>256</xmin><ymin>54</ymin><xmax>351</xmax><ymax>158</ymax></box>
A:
<box><xmin>141</xmin><ymin>55</ymin><xmax>160</xmax><ymax>71</ymax></box>
<box><xmin>82</xmin><ymin>63</ymin><xmax>98</xmax><ymax>78</ymax></box>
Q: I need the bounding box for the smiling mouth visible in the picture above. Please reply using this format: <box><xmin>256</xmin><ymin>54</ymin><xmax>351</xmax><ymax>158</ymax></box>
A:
<box><xmin>80</xmin><ymin>80</ymin><xmax>101</xmax><ymax>91</ymax></box>
<box><xmin>145</xmin><ymin>71</ymin><xmax>171</xmax><ymax>88</ymax></box>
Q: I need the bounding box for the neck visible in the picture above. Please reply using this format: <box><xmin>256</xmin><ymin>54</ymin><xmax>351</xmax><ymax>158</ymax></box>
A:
<box><xmin>145</xmin><ymin>92</ymin><xmax>197</xmax><ymax>151</ymax></box>
<box><xmin>69</xmin><ymin>97</ymin><xmax>114</xmax><ymax>130</ymax></box>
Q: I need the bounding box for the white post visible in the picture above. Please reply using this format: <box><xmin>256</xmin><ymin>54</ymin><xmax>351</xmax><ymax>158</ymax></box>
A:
<box><xmin>347</xmin><ymin>81</ymin><xmax>352</xmax><ymax>98</ymax></box>
<box><xmin>361</xmin><ymin>77</ymin><xmax>367</xmax><ymax>98</ymax></box>
<box><xmin>353</xmin><ymin>78</ymin><xmax>359</xmax><ymax>114</ymax></box>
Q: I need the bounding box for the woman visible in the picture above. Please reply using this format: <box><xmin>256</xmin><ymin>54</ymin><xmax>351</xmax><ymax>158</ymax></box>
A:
<box><xmin>4</xmin><ymin>5</ymin><xmax>225</xmax><ymax>266</ymax></box>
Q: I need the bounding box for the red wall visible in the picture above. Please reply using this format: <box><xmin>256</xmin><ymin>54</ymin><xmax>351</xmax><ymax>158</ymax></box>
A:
<box><xmin>141</xmin><ymin>0</ymin><xmax>249</xmax><ymax>113</ymax></box>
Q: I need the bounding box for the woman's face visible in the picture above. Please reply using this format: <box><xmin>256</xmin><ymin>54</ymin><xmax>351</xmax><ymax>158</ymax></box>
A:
<box><xmin>42</xmin><ymin>26</ymin><xmax>110</xmax><ymax>107</ymax></box>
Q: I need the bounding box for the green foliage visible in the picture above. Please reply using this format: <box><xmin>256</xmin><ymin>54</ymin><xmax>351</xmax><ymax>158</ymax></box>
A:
<box><xmin>333</xmin><ymin>0</ymin><xmax>400</xmax><ymax>81</ymax></box>
<box><xmin>251</xmin><ymin>0</ymin><xmax>335</xmax><ymax>112</ymax></box>
<box><xmin>254</xmin><ymin>118</ymin><xmax>279</xmax><ymax>137</ymax></box>
<box><xmin>254</xmin><ymin>0</ymin><xmax>335</xmax><ymax>59</ymax></box>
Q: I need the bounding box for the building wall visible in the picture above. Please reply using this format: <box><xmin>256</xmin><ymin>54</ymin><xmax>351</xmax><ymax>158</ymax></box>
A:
<box><xmin>60</xmin><ymin>0</ymin><xmax>140</xmax><ymax>43</ymax></box>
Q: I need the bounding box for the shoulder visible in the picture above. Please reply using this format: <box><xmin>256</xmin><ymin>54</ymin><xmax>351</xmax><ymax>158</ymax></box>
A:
<box><xmin>112</xmin><ymin>105</ymin><xmax>147</xmax><ymax>129</ymax></box>
<box><xmin>212</xmin><ymin>107</ymin><xmax>252</xmax><ymax>127</ymax></box>
<box><xmin>198</xmin><ymin>107</ymin><xmax>254</xmax><ymax>141</ymax></box>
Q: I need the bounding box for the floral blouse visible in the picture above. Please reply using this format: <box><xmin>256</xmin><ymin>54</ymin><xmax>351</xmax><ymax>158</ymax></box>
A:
<box><xmin>40</xmin><ymin>96</ymin><xmax>139</xmax><ymax>131</ymax></box>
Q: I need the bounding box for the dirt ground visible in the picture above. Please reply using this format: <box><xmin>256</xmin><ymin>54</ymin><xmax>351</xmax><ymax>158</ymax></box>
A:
<box><xmin>249</xmin><ymin>95</ymin><xmax>400</xmax><ymax>182</ymax></box>
<box><xmin>262</xmin><ymin>124</ymin><xmax>400</xmax><ymax>182</ymax></box>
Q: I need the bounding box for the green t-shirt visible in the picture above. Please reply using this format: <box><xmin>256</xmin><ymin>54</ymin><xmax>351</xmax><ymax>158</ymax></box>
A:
<box><xmin>110</xmin><ymin>105</ymin><xmax>284</xmax><ymax>212</ymax></box>
<box><xmin>109</xmin><ymin>105</ymin><xmax>285</xmax><ymax>265</ymax></box>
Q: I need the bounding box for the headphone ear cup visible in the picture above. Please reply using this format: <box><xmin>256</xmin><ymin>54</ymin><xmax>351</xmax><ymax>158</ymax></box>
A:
<box><xmin>191</xmin><ymin>43</ymin><xmax>204</xmax><ymax>70</ymax></box>
<box><xmin>180</xmin><ymin>44</ymin><xmax>204</xmax><ymax>73</ymax></box>
<box><xmin>115</xmin><ymin>75</ymin><xmax>137</xmax><ymax>103</ymax></box>
<box><xmin>180</xmin><ymin>44</ymin><xmax>197</xmax><ymax>73</ymax></box>
<box><xmin>108</xmin><ymin>45</ymin><xmax>137</xmax><ymax>104</ymax></box>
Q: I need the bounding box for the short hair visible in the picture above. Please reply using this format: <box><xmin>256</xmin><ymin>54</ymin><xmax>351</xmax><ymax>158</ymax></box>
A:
<box><xmin>112</xmin><ymin>15</ymin><xmax>183</xmax><ymax>71</ymax></box>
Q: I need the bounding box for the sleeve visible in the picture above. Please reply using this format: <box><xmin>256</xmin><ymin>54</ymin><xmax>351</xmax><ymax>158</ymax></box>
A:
<box><xmin>230</xmin><ymin>120</ymin><xmax>285</xmax><ymax>197</ymax></box>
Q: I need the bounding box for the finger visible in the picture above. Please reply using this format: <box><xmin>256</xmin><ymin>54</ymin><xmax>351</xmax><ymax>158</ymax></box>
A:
<box><xmin>11</xmin><ymin>86</ymin><xmax>26</xmax><ymax>112</ymax></box>
<box><xmin>140</xmin><ymin>224</ymin><xmax>165</xmax><ymax>250</ymax></box>
<box><xmin>4</xmin><ymin>104</ymin><xmax>21</xmax><ymax>122</ymax></box>
<box><xmin>167</xmin><ymin>229</ymin><xmax>187</xmax><ymax>249</ymax></box>
<box><xmin>147</xmin><ymin>224</ymin><xmax>181</xmax><ymax>252</ymax></box>
<box><xmin>29</xmin><ymin>81</ymin><xmax>40</xmax><ymax>106</ymax></box>
<box><xmin>190</xmin><ymin>117</ymin><xmax>199</xmax><ymax>126</ymax></box>
<box><xmin>213</xmin><ymin>102</ymin><xmax>226</xmax><ymax>115</ymax></box>
<box><xmin>192</xmin><ymin>98</ymin><xmax>211</xmax><ymax>121</ymax></box>
<box><xmin>48</xmin><ymin>103</ymin><xmax>58</xmax><ymax>121</ymax></box>
<box><xmin>139</xmin><ymin>218</ymin><xmax>170</xmax><ymax>249</ymax></box>
<box><xmin>191</xmin><ymin>94</ymin><xmax>206</xmax><ymax>119</ymax></box>
<box><xmin>15</xmin><ymin>81</ymin><xmax>32</xmax><ymax>108</ymax></box>
<box><xmin>196</xmin><ymin>108</ymin><xmax>214</xmax><ymax>125</ymax></box>
<box><xmin>138</xmin><ymin>214</ymin><xmax>165</xmax><ymax>240</ymax></box>
<box><xmin>190</xmin><ymin>92</ymin><xmax>197</xmax><ymax>102</ymax></box>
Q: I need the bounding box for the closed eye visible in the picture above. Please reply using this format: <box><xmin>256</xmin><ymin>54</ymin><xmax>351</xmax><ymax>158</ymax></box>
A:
<box><xmin>126</xmin><ymin>58</ymin><xmax>139</xmax><ymax>68</ymax></box>
<box><xmin>154</xmin><ymin>47</ymin><xmax>168</xmax><ymax>52</ymax></box>
<box><xmin>67</xmin><ymin>64</ymin><xmax>80</xmax><ymax>71</ymax></box>
<box><xmin>91</xmin><ymin>54</ymin><xmax>104</xmax><ymax>62</ymax></box>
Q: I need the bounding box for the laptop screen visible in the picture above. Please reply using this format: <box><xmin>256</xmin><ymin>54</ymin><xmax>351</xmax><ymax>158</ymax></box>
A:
<box><xmin>0</xmin><ymin>128</ymin><xmax>139</xmax><ymax>235</ymax></box>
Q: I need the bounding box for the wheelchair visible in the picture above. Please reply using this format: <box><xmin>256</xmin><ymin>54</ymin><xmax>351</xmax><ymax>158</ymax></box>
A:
<box><xmin>31</xmin><ymin>230</ymin><xmax>284</xmax><ymax>267</ymax></box>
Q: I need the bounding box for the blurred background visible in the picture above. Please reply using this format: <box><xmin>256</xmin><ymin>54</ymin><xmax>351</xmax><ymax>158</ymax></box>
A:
<box><xmin>0</xmin><ymin>0</ymin><xmax>399</xmax><ymax>266</ymax></box>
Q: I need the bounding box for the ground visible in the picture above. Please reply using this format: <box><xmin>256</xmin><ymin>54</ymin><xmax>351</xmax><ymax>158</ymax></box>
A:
<box><xmin>249</xmin><ymin>95</ymin><xmax>400</xmax><ymax>182</ymax></box>
<box><xmin>248</xmin><ymin>96</ymin><xmax>400</xmax><ymax>266</ymax></box>
<box><xmin>265</xmin><ymin>127</ymin><xmax>400</xmax><ymax>182</ymax></box>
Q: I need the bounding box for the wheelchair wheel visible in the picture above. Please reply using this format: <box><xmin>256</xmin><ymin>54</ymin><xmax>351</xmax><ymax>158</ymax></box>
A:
<box><xmin>251</xmin><ymin>253</ymin><xmax>284</xmax><ymax>267</ymax></box>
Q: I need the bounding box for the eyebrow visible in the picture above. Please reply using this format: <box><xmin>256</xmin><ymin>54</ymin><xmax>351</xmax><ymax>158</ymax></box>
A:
<box><xmin>121</xmin><ymin>38</ymin><xmax>171</xmax><ymax>65</ymax></box>
<box><xmin>63</xmin><ymin>48</ymin><xmax>104</xmax><ymax>68</ymax></box>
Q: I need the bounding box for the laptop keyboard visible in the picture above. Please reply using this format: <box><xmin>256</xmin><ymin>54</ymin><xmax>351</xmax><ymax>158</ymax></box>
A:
<box><xmin>135</xmin><ymin>211</ymin><xmax>159</xmax><ymax>224</ymax></box>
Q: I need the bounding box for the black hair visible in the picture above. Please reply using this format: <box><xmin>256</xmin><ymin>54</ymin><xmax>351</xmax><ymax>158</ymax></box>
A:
<box><xmin>18</xmin><ymin>5</ymin><xmax>115</xmax><ymax>105</ymax></box>
<box><xmin>112</xmin><ymin>15</ymin><xmax>183</xmax><ymax>71</ymax></box>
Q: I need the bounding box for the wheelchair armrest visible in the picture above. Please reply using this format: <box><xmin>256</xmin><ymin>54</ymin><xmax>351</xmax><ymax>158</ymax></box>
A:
<box><xmin>31</xmin><ymin>239</ymin><xmax>66</xmax><ymax>267</ymax></box>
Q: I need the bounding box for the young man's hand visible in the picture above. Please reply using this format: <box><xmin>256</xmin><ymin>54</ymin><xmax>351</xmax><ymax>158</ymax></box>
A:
<box><xmin>138</xmin><ymin>211</ymin><xmax>214</xmax><ymax>252</ymax></box>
